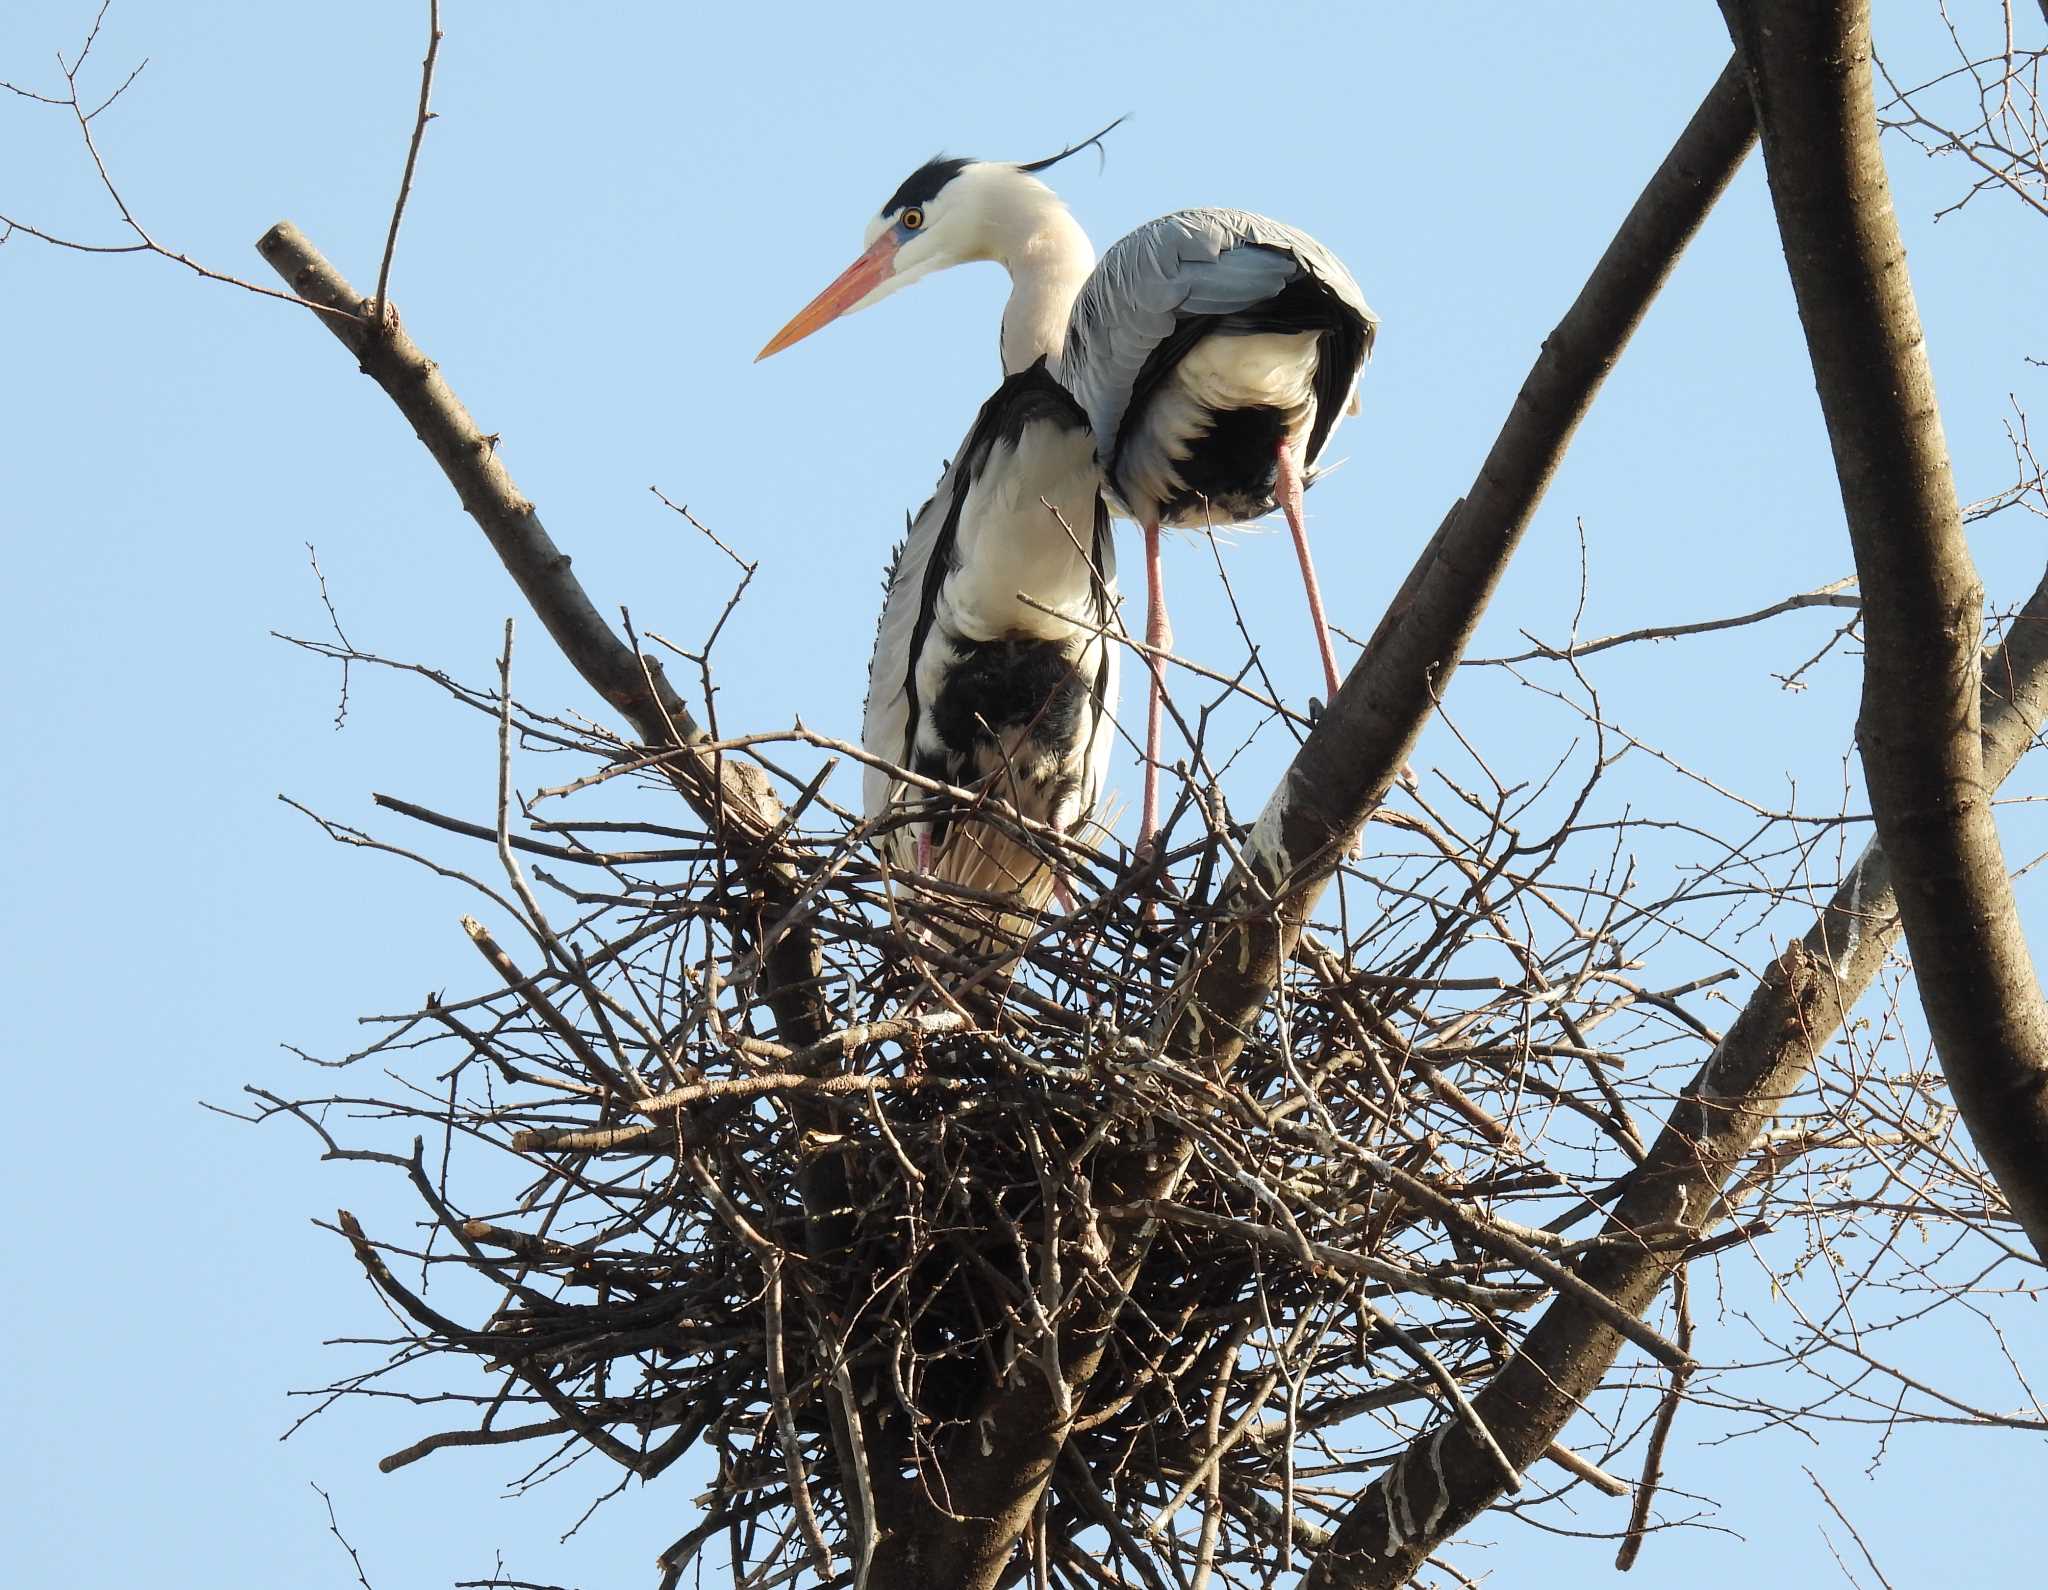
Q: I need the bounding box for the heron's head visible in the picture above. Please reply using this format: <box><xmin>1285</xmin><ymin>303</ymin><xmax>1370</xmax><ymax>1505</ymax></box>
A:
<box><xmin>755</xmin><ymin>121</ymin><xmax>1123</xmax><ymax>363</ymax></box>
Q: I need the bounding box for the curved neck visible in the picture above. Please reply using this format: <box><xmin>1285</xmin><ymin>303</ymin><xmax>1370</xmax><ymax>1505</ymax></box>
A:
<box><xmin>954</xmin><ymin>166</ymin><xmax>1094</xmax><ymax>375</ymax></box>
<box><xmin>998</xmin><ymin>204</ymin><xmax>1093</xmax><ymax>375</ymax></box>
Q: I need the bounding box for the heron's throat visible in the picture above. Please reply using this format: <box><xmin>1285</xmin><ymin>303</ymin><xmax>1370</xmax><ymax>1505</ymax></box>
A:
<box><xmin>992</xmin><ymin>192</ymin><xmax>1094</xmax><ymax>377</ymax></box>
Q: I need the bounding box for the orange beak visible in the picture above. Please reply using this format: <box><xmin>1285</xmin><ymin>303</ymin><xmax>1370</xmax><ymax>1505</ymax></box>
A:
<box><xmin>755</xmin><ymin>231</ymin><xmax>903</xmax><ymax>362</ymax></box>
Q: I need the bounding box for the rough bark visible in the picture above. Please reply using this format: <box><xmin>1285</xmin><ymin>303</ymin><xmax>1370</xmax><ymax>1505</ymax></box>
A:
<box><xmin>1721</xmin><ymin>0</ymin><xmax>2048</xmax><ymax>1259</ymax></box>
<box><xmin>1302</xmin><ymin>557</ymin><xmax>2048</xmax><ymax>1587</ymax></box>
<box><xmin>867</xmin><ymin>54</ymin><xmax>1760</xmax><ymax>1590</ymax></box>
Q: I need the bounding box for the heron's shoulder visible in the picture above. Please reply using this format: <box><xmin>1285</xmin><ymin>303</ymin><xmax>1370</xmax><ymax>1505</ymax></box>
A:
<box><xmin>964</xmin><ymin>358</ymin><xmax>1093</xmax><ymax>459</ymax></box>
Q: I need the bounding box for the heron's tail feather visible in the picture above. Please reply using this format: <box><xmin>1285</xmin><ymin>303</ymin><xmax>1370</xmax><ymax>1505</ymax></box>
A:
<box><xmin>925</xmin><ymin>818</ymin><xmax>1059</xmax><ymax>955</ymax></box>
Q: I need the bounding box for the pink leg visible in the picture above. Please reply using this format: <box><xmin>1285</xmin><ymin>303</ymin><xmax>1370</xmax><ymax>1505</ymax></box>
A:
<box><xmin>1274</xmin><ymin>443</ymin><xmax>1343</xmax><ymax>709</ymax></box>
<box><xmin>1277</xmin><ymin>445</ymin><xmax>1412</xmax><ymax>815</ymax></box>
<box><xmin>1139</xmin><ymin>520</ymin><xmax>1170</xmax><ymax>855</ymax></box>
<box><xmin>916</xmin><ymin>827</ymin><xmax>932</xmax><ymax>874</ymax></box>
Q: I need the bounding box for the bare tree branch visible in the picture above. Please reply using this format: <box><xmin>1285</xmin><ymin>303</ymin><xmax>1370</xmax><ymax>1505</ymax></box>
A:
<box><xmin>249</xmin><ymin>222</ymin><xmax>828</xmax><ymax>1044</ymax></box>
<box><xmin>1298</xmin><ymin>556</ymin><xmax>2048</xmax><ymax>1587</ymax></box>
<box><xmin>1806</xmin><ymin>1465</ymin><xmax>1897</xmax><ymax>1590</ymax></box>
<box><xmin>254</xmin><ymin>227</ymin><xmax>703</xmax><ymax>756</ymax></box>
<box><xmin>1725</xmin><ymin>0</ymin><xmax>2048</xmax><ymax>1260</ymax></box>
<box><xmin>1469</xmin><ymin>580</ymin><xmax>1859</xmax><ymax>667</ymax></box>
<box><xmin>311</xmin><ymin>1481</ymin><xmax>377</xmax><ymax>1590</ymax></box>
<box><xmin>0</xmin><ymin>10</ymin><xmax>352</xmax><ymax>319</ymax></box>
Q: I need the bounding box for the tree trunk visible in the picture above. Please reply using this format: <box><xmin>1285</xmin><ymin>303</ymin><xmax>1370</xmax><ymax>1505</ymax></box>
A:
<box><xmin>1721</xmin><ymin>0</ymin><xmax>2048</xmax><ymax>1260</ymax></box>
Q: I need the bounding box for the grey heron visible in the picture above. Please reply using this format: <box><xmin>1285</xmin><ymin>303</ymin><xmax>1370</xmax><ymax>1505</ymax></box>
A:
<box><xmin>759</xmin><ymin>133</ymin><xmax>1377</xmax><ymax>850</ymax></box>
<box><xmin>862</xmin><ymin>358</ymin><xmax>1119</xmax><ymax>934</ymax></box>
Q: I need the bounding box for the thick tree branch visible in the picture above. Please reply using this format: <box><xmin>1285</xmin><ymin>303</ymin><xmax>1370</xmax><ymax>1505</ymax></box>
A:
<box><xmin>868</xmin><ymin>53</ymin><xmax>1760</xmax><ymax>1590</ymax></box>
<box><xmin>257</xmin><ymin>225</ymin><xmax>705</xmax><ymax>759</ymax></box>
<box><xmin>1723</xmin><ymin>0</ymin><xmax>2048</xmax><ymax>1259</ymax></box>
<box><xmin>1300</xmin><ymin>560</ymin><xmax>2048</xmax><ymax>1587</ymax></box>
<box><xmin>252</xmin><ymin>222</ymin><xmax>828</xmax><ymax>1048</ymax></box>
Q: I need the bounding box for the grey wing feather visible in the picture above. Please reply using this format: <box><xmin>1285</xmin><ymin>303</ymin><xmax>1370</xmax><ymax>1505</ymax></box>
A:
<box><xmin>1061</xmin><ymin>208</ymin><xmax>1378</xmax><ymax>460</ymax></box>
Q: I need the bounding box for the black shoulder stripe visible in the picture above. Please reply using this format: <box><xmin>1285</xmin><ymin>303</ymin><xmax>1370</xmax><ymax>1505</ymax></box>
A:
<box><xmin>1222</xmin><ymin>271</ymin><xmax>1369</xmax><ymax>468</ymax></box>
<box><xmin>985</xmin><ymin>358</ymin><xmax>1092</xmax><ymax>451</ymax></box>
<box><xmin>1087</xmin><ymin>495</ymin><xmax>1117</xmax><ymax>774</ymax></box>
<box><xmin>1090</xmin><ymin>492</ymin><xmax>1117</xmax><ymax>620</ymax></box>
<box><xmin>1112</xmin><ymin>310</ymin><xmax>1215</xmax><ymax>474</ymax></box>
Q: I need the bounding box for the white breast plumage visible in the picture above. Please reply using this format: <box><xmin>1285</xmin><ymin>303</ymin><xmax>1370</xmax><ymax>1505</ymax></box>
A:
<box><xmin>860</xmin><ymin>361</ymin><xmax>1120</xmax><ymax>925</ymax></box>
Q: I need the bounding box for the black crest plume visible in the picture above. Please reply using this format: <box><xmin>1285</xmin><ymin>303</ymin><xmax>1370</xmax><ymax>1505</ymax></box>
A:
<box><xmin>1017</xmin><ymin>114</ymin><xmax>1129</xmax><ymax>177</ymax></box>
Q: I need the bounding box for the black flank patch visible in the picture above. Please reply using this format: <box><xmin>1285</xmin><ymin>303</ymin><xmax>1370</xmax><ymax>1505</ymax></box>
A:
<box><xmin>1162</xmin><ymin>405</ymin><xmax>1289</xmax><ymax>522</ymax></box>
<box><xmin>932</xmin><ymin>638</ymin><xmax>1088</xmax><ymax>761</ymax></box>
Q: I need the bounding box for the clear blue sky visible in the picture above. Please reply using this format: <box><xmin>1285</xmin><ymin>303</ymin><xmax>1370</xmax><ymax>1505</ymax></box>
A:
<box><xmin>3</xmin><ymin>1</ymin><xmax>2043</xmax><ymax>1585</ymax></box>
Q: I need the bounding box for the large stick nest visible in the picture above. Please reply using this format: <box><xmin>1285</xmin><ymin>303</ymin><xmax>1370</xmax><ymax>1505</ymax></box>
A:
<box><xmin>239</xmin><ymin>638</ymin><xmax>2006</xmax><ymax>1589</ymax></box>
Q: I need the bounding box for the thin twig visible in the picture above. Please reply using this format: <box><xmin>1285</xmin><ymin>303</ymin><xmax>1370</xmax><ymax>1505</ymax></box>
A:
<box><xmin>310</xmin><ymin>1482</ymin><xmax>377</xmax><ymax>1590</ymax></box>
<box><xmin>372</xmin><ymin>1</ymin><xmax>443</xmax><ymax>327</ymax></box>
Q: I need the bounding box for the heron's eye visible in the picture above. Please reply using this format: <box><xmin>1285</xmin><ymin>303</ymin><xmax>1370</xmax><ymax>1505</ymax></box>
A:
<box><xmin>900</xmin><ymin>207</ymin><xmax>925</xmax><ymax>231</ymax></box>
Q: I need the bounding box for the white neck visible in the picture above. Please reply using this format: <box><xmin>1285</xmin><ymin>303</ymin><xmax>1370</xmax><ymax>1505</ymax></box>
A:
<box><xmin>997</xmin><ymin>201</ymin><xmax>1093</xmax><ymax>375</ymax></box>
<box><xmin>949</xmin><ymin>166</ymin><xmax>1095</xmax><ymax>375</ymax></box>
